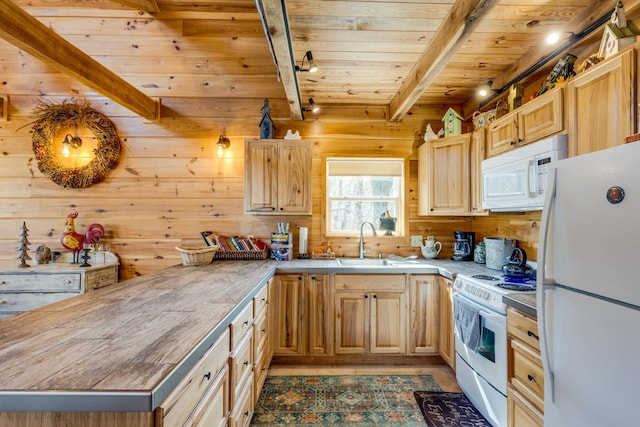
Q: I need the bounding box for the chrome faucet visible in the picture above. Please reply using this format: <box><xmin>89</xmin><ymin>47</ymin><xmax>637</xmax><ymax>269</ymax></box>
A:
<box><xmin>359</xmin><ymin>221</ymin><xmax>377</xmax><ymax>258</ymax></box>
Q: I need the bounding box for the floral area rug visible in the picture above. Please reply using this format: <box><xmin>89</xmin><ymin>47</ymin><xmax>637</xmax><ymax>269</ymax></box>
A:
<box><xmin>414</xmin><ymin>391</ymin><xmax>492</xmax><ymax>427</ymax></box>
<box><xmin>250</xmin><ymin>374</ymin><xmax>443</xmax><ymax>427</ymax></box>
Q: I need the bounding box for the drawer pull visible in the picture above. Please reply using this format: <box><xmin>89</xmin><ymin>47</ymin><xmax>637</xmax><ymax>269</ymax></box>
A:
<box><xmin>244</xmin><ymin>411</ymin><xmax>250</xmax><ymax>417</ymax></box>
<box><xmin>527</xmin><ymin>374</ymin><xmax>536</xmax><ymax>382</ymax></box>
<box><xmin>243</xmin><ymin>360</ymin><xmax>249</xmax><ymax>366</ymax></box>
<box><xmin>527</xmin><ymin>330</ymin><xmax>539</xmax><ymax>340</ymax></box>
<box><xmin>64</xmin><ymin>279</ymin><xmax>72</xmax><ymax>284</ymax></box>
<box><xmin>261</xmin><ymin>328</ymin><xmax>266</xmax><ymax>333</ymax></box>
<box><xmin>204</xmin><ymin>371</ymin><xmax>211</xmax><ymax>381</ymax></box>
<box><xmin>243</xmin><ymin>320</ymin><xmax>249</xmax><ymax>325</ymax></box>
<box><xmin>0</xmin><ymin>281</ymin><xmax>6</xmax><ymax>285</ymax></box>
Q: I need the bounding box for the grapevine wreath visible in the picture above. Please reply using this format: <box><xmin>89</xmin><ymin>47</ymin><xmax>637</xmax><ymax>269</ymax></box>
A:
<box><xmin>29</xmin><ymin>99</ymin><xmax>121</xmax><ymax>188</ymax></box>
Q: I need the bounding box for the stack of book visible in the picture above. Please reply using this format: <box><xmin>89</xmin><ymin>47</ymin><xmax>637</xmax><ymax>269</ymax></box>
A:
<box><xmin>201</xmin><ymin>231</ymin><xmax>267</xmax><ymax>252</ymax></box>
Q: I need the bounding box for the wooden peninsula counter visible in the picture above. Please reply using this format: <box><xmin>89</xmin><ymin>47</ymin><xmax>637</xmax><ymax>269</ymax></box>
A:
<box><xmin>0</xmin><ymin>261</ymin><xmax>275</xmax><ymax>427</ymax></box>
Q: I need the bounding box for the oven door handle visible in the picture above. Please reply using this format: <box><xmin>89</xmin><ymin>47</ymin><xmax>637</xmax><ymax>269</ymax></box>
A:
<box><xmin>453</xmin><ymin>294</ymin><xmax>505</xmax><ymax>322</ymax></box>
<box><xmin>478</xmin><ymin>309</ymin><xmax>504</xmax><ymax>322</ymax></box>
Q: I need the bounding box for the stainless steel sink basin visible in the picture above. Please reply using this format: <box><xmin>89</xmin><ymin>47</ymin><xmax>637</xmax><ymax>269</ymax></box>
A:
<box><xmin>336</xmin><ymin>258</ymin><xmax>390</xmax><ymax>266</ymax></box>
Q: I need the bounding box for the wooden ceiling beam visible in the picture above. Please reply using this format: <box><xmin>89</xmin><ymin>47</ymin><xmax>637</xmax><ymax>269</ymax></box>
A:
<box><xmin>389</xmin><ymin>0</ymin><xmax>500</xmax><ymax>122</ymax></box>
<box><xmin>0</xmin><ymin>0</ymin><xmax>159</xmax><ymax>120</ymax></box>
<box><xmin>110</xmin><ymin>0</ymin><xmax>160</xmax><ymax>13</ymax></box>
<box><xmin>256</xmin><ymin>0</ymin><xmax>304</xmax><ymax>120</ymax></box>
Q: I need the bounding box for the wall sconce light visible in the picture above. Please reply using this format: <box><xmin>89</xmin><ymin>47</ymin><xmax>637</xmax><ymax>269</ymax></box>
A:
<box><xmin>478</xmin><ymin>80</ymin><xmax>494</xmax><ymax>98</ymax></box>
<box><xmin>61</xmin><ymin>133</ymin><xmax>82</xmax><ymax>158</ymax></box>
<box><xmin>295</xmin><ymin>51</ymin><xmax>318</xmax><ymax>73</ymax></box>
<box><xmin>304</xmin><ymin>98</ymin><xmax>319</xmax><ymax>113</ymax></box>
<box><xmin>217</xmin><ymin>134</ymin><xmax>230</xmax><ymax>158</ymax></box>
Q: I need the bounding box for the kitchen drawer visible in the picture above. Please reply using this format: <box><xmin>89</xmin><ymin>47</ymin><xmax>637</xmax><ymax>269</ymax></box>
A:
<box><xmin>507</xmin><ymin>307</ymin><xmax>540</xmax><ymax>351</ymax></box>
<box><xmin>229</xmin><ymin>329</ymin><xmax>253</xmax><ymax>408</ymax></box>
<box><xmin>230</xmin><ymin>302</ymin><xmax>254</xmax><ymax>350</ymax></box>
<box><xmin>510</xmin><ymin>339</ymin><xmax>544</xmax><ymax>412</ymax></box>
<box><xmin>161</xmin><ymin>329</ymin><xmax>230</xmax><ymax>427</ymax></box>
<box><xmin>334</xmin><ymin>274</ymin><xmax>406</xmax><ymax>292</ymax></box>
<box><xmin>84</xmin><ymin>266</ymin><xmax>118</xmax><ymax>291</ymax></box>
<box><xmin>229</xmin><ymin>371</ymin><xmax>254</xmax><ymax>427</ymax></box>
<box><xmin>184</xmin><ymin>365</ymin><xmax>229</xmax><ymax>427</ymax></box>
<box><xmin>0</xmin><ymin>273</ymin><xmax>81</xmax><ymax>292</ymax></box>
<box><xmin>253</xmin><ymin>283</ymin><xmax>269</xmax><ymax>317</ymax></box>
<box><xmin>0</xmin><ymin>292</ymin><xmax>79</xmax><ymax>314</ymax></box>
<box><xmin>507</xmin><ymin>386</ymin><xmax>543</xmax><ymax>427</ymax></box>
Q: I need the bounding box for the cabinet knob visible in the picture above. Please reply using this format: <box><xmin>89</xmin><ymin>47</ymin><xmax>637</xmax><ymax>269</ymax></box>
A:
<box><xmin>510</xmin><ymin>140</ymin><xmax>516</xmax><ymax>145</ymax></box>
<box><xmin>244</xmin><ymin>411</ymin><xmax>250</xmax><ymax>417</ymax></box>
<box><xmin>244</xmin><ymin>361</ymin><xmax>249</xmax><ymax>366</ymax></box>
<box><xmin>243</xmin><ymin>320</ymin><xmax>249</xmax><ymax>326</ymax></box>
<box><xmin>279</xmin><ymin>207</ymin><xmax>284</xmax><ymax>211</ymax></box>
<box><xmin>364</xmin><ymin>295</ymin><xmax>368</xmax><ymax>299</ymax></box>
<box><xmin>204</xmin><ymin>371</ymin><xmax>211</xmax><ymax>381</ymax></box>
<box><xmin>527</xmin><ymin>374</ymin><xmax>536</xmax><ymax>382</ymax></box>
<box><xmin>373</xmin><ymin>294</ymin><xmax>377</xmax><ymax>299</ymax></box>
<box><xmin>0</xmin><ymin>281</ymin><xmax>6</xmax><ymax>285</ymax></box>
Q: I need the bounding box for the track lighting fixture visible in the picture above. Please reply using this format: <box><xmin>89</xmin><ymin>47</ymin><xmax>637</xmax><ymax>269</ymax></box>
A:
<box><xmin>295</xmin><ymin>51</ymin><xmax>318</xmax><ymax>73</ymax></box>
<box><xmin>61</xmin><ymin>133</ymin><xmax>82</xmax><ymax>158</ymax></box>
<box><xmin>304</xmin><ymin>98</ymin><xmax>319</xmax><ymax>113</ymax></box>
<box><xmin>478</xmin><ymin>80</ymin><xmax>494</xmax><ymax>98</ymax></box>
<box><xmin>546</xmin><ymin>31</ymin><xmax>576</xmax><ymax>45</ymax></box>
<box><xmin>216</xmin><ymin>134</ymin><xmax>230</xmax><ymax>158</ymax></box>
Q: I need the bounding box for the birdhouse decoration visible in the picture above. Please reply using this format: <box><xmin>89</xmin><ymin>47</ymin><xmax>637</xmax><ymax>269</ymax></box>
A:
<box><xmin>599</xmin><ymin>1</ymin><xmax>640</xmax><ymax>60</ymax></box>
<box><xmin>259</xmin><ymin>98</ymin><xmax>275</xmax><ymax>139</ymax></box>
<box><xmin>442</xmin><ymin>107</ymin><xmax>463</xmax><ymax>137</ymax></box>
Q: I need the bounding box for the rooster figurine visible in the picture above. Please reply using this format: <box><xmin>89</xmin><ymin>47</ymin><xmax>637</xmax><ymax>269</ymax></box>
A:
<box><xmin>61</xmin><ymin>212</ymin><xmax>105</xmax><ymax>263</ymax></box>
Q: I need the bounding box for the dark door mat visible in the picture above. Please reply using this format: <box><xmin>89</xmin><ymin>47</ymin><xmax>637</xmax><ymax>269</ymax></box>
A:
<box><xmin>414</xmin><ymin>391</ymin><xmax>493</xmax><ymax>426</ymax></box>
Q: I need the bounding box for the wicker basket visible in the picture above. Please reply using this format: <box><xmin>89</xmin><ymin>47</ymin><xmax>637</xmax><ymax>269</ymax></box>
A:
<box><xmin>175</xmin><ymin>245</ymin><xmax>219</xmax><ymax>266</ymax></box>
<box><xmin>213</xmin><ymin>250</ymin><xmax>269</xmax><ymax>261</ymax></box>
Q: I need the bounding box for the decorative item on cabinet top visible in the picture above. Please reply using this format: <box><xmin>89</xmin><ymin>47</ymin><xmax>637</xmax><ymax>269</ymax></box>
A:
<box><xmin>259</xmin><ymin>98</ymin><xmax>275</xmax><ymax>139</ymax></box>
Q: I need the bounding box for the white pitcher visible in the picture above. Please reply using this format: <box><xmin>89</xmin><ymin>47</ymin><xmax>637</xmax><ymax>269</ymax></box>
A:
<box><xmin>420</xmin><ymin>236</ymin><xmax>442</xmax><ymax>259</ymax></box>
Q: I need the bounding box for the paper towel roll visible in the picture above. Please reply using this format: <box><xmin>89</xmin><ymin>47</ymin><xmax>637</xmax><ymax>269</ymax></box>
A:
<box><xmin>298</xmin><ymin>227</ymin><xmax>308</xmax><ymax>254</ymax></box>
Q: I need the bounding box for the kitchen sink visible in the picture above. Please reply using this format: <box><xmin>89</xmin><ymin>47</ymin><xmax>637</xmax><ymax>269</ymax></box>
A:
<box><xmin>336</xmin><ymin>258</ymin><xmax>391</xmax><ymax>266</ymax></box>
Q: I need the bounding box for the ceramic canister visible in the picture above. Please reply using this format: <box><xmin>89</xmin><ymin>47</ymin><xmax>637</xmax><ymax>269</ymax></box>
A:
<box><xmin>484</xmin><ymin>237</ymin><xmax>515</xmax><ymax>270</ymax></box>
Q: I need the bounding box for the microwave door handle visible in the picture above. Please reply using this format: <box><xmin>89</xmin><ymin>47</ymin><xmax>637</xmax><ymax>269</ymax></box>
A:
<box><xmin>528</xmin><ymin>159</ymin><xmax>537</xmax><ymax>197</ymax></box>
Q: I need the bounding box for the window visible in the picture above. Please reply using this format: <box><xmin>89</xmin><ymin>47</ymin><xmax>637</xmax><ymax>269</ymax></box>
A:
<box><xmin>326</xmin><ymin>158</ymin><xmax>404</xmax><ymax>236</ymax></box>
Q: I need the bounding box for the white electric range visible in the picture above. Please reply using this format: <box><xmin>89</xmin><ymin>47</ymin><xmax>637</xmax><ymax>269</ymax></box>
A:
<box><xmin>452</xmin><ymin>271</ymin><xmax>536</xmax><ymax>427</ymax></box>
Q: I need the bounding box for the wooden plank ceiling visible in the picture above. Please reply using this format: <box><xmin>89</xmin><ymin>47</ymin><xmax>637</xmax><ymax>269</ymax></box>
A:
<box><xmin>1</xmin><ymin>0</ymin><xmax>634</xmax><ymax>120</ymax></box>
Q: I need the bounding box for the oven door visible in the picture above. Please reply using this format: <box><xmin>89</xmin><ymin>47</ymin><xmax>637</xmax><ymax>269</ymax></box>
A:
<box><xmin>453</xmin><ymin>292</ymin><xmax>507</xmax><ymax>395</ymax></box>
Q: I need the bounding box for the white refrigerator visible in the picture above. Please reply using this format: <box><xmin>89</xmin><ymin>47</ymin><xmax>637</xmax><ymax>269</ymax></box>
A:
<box><xmin>537</xmin><ymin>141</ymin><xmax>640</xmax><ymax>427</ymax></box>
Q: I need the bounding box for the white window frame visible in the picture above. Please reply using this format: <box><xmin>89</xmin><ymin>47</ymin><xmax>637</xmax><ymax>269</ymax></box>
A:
<box><xmin>325</xmin><ymin>157</ymin><xmax>405</xmax><ymax>237</ymax></box>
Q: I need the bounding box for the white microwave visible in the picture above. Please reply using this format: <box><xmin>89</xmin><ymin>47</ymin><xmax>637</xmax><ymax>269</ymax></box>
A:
<box><xmin>481</xmin><ymin>134</ymin><xmax>568</xmax><ymax>212</ymax></box>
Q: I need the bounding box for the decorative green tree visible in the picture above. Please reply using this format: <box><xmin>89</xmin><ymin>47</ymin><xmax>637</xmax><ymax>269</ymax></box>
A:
<box><xmin>16</xmin><ymin>221</ymin><xmax>31</xmax><ymax>268</ymax></box>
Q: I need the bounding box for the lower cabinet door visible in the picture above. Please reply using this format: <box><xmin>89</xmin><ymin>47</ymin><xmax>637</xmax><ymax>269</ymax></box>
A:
<box><xmin>187</xmin><ymin>365</ymin><xmax>229</xmax><ymax>427</ymax></box>
<box><xmin>229</xmin><ymin>372</ymin><xmax>255</xmax><ymax>427</ymax></box>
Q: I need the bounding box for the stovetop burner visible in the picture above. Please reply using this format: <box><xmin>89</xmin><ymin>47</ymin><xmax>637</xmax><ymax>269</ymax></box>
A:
<box><xmin>496</xmin><ymin>283</ymin><xmax>536</xmax><ymax>291</ymax></box>
<box><xmin>471</xmin><ymin>274</ymin><xmax>500</xmax><ymax>281</ymax></box>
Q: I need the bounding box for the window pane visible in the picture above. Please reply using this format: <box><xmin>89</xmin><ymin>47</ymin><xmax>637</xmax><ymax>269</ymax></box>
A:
<box><xmin>329</xmin><ymin>176</ymin><xmax>400</xmax><ymax>197</ymax></box>
<box><xmin>330</xmin><ymin>200</ymin><xmax>398</xmax><ymax>233</ymax></box>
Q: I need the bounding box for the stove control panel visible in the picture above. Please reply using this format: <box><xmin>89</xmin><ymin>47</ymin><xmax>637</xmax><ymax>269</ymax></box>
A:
<box><xmin>453</xmin><ymin>274</ymin><xmax>508</xmax><ymax>314</ymax></box>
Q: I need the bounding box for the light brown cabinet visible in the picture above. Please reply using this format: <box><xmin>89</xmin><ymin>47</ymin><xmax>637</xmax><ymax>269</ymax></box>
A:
<box><xmin>438</xmin><ymin>277</ymin><xmax>455</xmax><ymax>370</ymax></box>
<box><xmin>334</xmin><ymin>274</ymin><xmax>406</xmax><ymax>354</ymax></box>
<box><xmin>270</xmin><ymin>274</ymin><xmax>305</xmax><ymax>356</ymax></box>
<box><xmin>487</xmin><ymin>86</ymin><xmax>564</xmax><ymax>158</ymax></box>
<box><xmin>418</xmin><ymin>134</ymin><xmax>471</xmax><ymax>215</ymax></box>
<box><xmin>244</xmin><ymin>139</ymin><xmax>312</xmax><ymax>215</ymax></box>
<box><xmin>507</xmin><ymin>307</ymin><xmax>543</xmax><ymax>427</ymax></box>
<box><xmin>307</xmin><ymin>274</ymin><xmax>333</xmax><ymax>355</ymax></box>
<box><xmin>567</xmin><ymin>47</ymin><xmax>635</xmax><ymax>157</ymax></box>
<box><xmin>408</xmin><ymin>274</ymin><xmax>438</xmax><ymax>354</ymax></box>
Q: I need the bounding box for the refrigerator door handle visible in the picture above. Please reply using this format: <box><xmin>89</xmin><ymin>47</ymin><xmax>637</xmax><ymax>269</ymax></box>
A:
<box><xmin>538</xmin><ymin>166</ymin><xmax>557</xmax><ymax>403</ymax></box>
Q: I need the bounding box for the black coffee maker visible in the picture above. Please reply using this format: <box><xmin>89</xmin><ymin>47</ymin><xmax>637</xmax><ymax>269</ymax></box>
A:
<box><xmin>451</xmin><ymin>231</ymin><xmax>475</xmax><ymax>261</ymax></box>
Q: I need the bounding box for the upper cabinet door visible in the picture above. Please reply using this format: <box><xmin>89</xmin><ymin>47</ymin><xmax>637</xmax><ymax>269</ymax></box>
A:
<box><xmin>245</xmin><ymin>140</ymin><xmax>279</xmax><ymax>213</ymax></box>
<box><xmin>567</xmin><ymin>48</ymin><xmax>635</xmax><ymax>157</ymax></box>
<box><xmin>518</xmin><ymin>86</ymin><xmax>563</xmax><ymax>144</ymax></box>
<box><xmin>419</xmin><ymin>134</ymin><xmax>471</xmax><ymax>216</ymax></box>
<box><xmin>278</xmin><ymin>141</ymin><xmax>312</xmax><ymax>214</ymax></box>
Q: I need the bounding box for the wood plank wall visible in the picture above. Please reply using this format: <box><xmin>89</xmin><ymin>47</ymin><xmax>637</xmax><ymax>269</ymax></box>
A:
<box><xmin>0</xmin><ymin>5</ymin><xmax>540</xmax><ymax>280</ymax></box>
<box><xmin>0</xmin><ymin>94</ymin><xmax>539</xmax><ymax>279</ymax></box>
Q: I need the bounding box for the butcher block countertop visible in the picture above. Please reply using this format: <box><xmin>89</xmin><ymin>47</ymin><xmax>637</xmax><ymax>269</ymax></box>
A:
<box><xmin>0</xmin><ymin>261</ymin><xmax>275</xmax><ymax>412</ymax></box>
<box><xmin>0</xmin><ymin>257</ymin><xmax>496</xmax><ymax>413</ymax></box>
